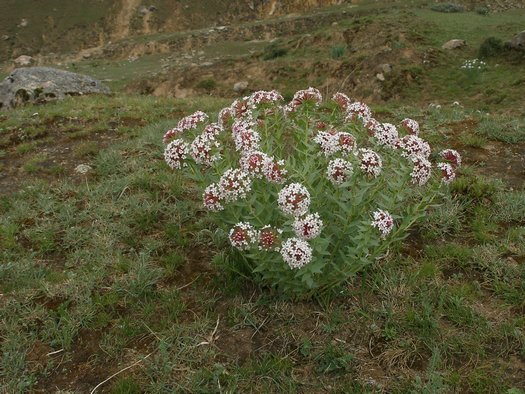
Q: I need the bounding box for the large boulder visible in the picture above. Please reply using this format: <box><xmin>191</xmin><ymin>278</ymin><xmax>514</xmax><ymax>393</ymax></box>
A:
<box><xmin>0</xmin><ymin>67</ymin><xmax>110</xmax><ymax>110</ymax></box>
<box><xmin>508</xmin><ymin>30</ymin><xmax>525</xmax><ymax>50</ymax></box>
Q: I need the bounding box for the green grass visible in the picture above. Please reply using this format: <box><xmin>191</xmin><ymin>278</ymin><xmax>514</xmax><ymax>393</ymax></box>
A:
<box><xmin>1</xmin><ymin>94</ymin><xmax>524</xmax><ymax>393</ymax></box>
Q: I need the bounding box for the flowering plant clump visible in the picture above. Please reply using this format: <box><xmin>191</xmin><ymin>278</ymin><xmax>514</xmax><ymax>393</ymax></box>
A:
<box><xmin>460</xmin><ymin>59</ymin><xmax>487</xmax><ymax>70</ymax></box>
<box><xmin>162</xmin><ymin>88</ymin><xmax>461</xmax><ymax>298</ymax></box>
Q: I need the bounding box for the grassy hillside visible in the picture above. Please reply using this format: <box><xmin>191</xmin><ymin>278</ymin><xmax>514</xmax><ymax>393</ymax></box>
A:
<box><xmin>0</xmin><ymin>93</ymin><xmax>524</xmax><ymax>393</ymax></box>
<box><xmin>0</xmin><ymin>1</ymin><xmax>524</xmax><ymax>393</ymax></box>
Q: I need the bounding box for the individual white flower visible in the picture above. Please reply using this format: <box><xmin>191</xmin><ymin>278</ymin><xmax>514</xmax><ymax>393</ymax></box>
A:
<box><xmin>278</xmin><ymin>183</ymin><xmax>311</xmax><ymax>217</ymax></box>
<box><xmin>280</xmin><ymin>238</ymin><xmax>313</xmax><ymax>269</ymax></box>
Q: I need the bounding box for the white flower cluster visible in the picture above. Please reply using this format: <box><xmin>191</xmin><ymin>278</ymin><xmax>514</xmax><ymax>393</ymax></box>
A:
<box><xmin>461</xmin><ymin>59</ymin><xmax>487</xmax><ymax>70</ymax></box>
<box><xmin>371</xmin><ymin>209</ymin><xmax>394</xmax><ymax>239</ymax></box>
<box><xmin>293</xmin><ymin>212</ymin><xmax>323</xmax><ymax>240</ymax></box>
<box><xmin>374</xmin><ymin>123</ymin><xmax>399</xmax><ymax>149</ymax></box>
<box><xmin>398</xmin><ymin>135</ymin><xmax>431</xmax><ymax>158</ymax></box>
<box><xmin>163</xmin><ymin>128</ymin><xmax>181</xmax><ymax>144</ymax></box>
<box><xmin>313</xmin><ymin>131</ymin><xmax>340</xmax><ymax>157</ymax></box>
<box><xmin>440</xmin><ymin>149</ymin><xmax>462</xmax><ymax>168</ymax></box>
<box><xmin>437</xmin><ymin>162</ymin><xmax>456</xmax><ymax>184</ymax></box>
<box><xmin>327</xmin><ymin>158</ymin><xmax>353</xmax><ymax>185</ymax></box>
<box><xmin>332</xmin><ymin>92</ymin><xmax>353</xmax><ymax>111</ymax></box>
<box><xmin>358</xmin><ymin>148</ymin><xmax>383</xmax><ymax>177</ymax></box>
<box><xmin>164</xmin><ymin>139</ymin><xmax>189</xmax><ymax>169</ymax></box>
<box><xmin>234</xmin><ymin>128</ymin><xmax>261</xmax><ymax>153</ymax></box>
<box><xmin>203</xmin><ymin>123</ymin><xmax>223</xmax><ymax>138</ymax></box>
<box><xmin>345</xmin><ymin>101</ymin><xmax>372</xmax><ymax>124</ymax></box>
<box><xmin>177</xmin><ymin>110</ymin><xmax>209</xmax><ymax>131</ymax></box>
<box><xmin>218</xmin><ymin>168</ymin><xmax>252</xmax><ymax>202</ymax></box>
<box><xmin>239</xmin><ymin>151</ymin><xmax>270</xmax><ymax>178</ymax></box>
<box><xmin>258</xmin><ymin>225</ymin><xmax>283</xmax><ymax>251</ymax></box>
<box><xmin>365</xmin><ymin>118</ymin><xmax>381</xmax><ymax>137</ymax></box>
<box><xmin>190</xmin><ymin>133</ymin><xmax>221</xmax><ymax>166</ymax></box>
<box><xmin>202</xmin><ymin>183</ymin><xmax>224</xmax><ymax>211</ymax></box>
<box><xmin>338</xmin><ymin>132</ymin><xmax>357</xmax><ymax>155</ymax></box>
<box><xmin>284</xmin><ymin>87</ymin><xmax>323</xmax><ymax>112</ymax></box>
<box><xmin>313</xmin><ymin>131</ymin><xmax>356</xmax><ymax>157</ymax></box>
<box><xmin>218</xmin><ymin>106</ymin><xmax>233</xmax><ymax>128</ymax></box>
<box><xmin>410</xmin><ymin>156</ymin><xmax>432</xmax><ymax>186</ymax></box>
<box><xmin>278</xmin><ymin>183</ymin><xmax>311</xmax><ymax>217</ymax></box>
<box><xmin>280</xmin><ymin>238</ymin><xmax>313</xmax><ymax>269</ymax></box>
<box><xmin>247</xmin><ymin>90</ymin><xmax>284</xmax><ymax>108</ymax></box>
<box><xmin>264</xmin><ymin>159</ymin><xmax>288</xmax><ymax>184</ymax></box>
<box><xmin>229</xmin><ymin>222</ymin><xmax>258</xmax><ymax>250</ymax></box>
<box><xmin>401</xmin><ymin>118</ymin><xmax>420</xmax><ymax>136</ymax></box>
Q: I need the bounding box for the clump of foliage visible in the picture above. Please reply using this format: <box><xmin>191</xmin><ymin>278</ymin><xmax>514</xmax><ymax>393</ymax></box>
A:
<box><xmin>475</xmin><ymin>6</ymin><xmax>490</xmax><ymax>15</ymax></box>
<box><xmin>431</xmin><ymin>3</ymin><xmax>465</xmax><ymax>13</ymax></box>
<box><xmin>196</xmin><ymin>78</ymin><xmax>217</xmax><ymax>91</ymax></box>
<box><xmin>263</xmin><ymin>42</ymin><xmax>288</xmax><ymax>60</ymax></box>
<box><xmin>161</xmin><ymin>88</ymin><xmax>461</xmax><ymax>298</ymax></box>
<box><xmin>330</xmin><ymin>44</ymin><xmax>346</xmax><ymax>59</ymax></box>
<box><xmin>478</xmin><ymin>37</ymin><xmax>504</xmax><ymax>58</ymax></box>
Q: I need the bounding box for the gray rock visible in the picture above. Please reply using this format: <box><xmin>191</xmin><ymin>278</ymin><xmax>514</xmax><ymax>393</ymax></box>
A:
<box><xmin>442</xmin><ymin>39</ymin><xmax>466</xmax><ymax>49</ymax></box>
<box><xmin>233</xmin><ymin>81</ymin><xmax>249</xmax><ymax>92</ymax></box>
<box><xmin>13</xmin><ymin>55</ymin><xmax>34</xmax><ymax>67</ymax></box>
<box><xmin>0</xmin><ymin>67</ymin><xmax>110</xmax><ymax>110</ymax></box>
<box><xmin>376</xmin><ymin>73</ymin><xmax>385</xmax><ymax>82</ymax></box>
<box><xmin>508</xmin><ymin>30</ymin><xmax>525</xmax><ymax>50</ymax></box>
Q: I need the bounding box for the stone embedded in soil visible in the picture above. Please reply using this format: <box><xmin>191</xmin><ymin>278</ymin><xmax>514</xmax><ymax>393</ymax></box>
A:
<box><xmin>0</xmin><ymin>67</ymin><xmax>110</xmax><ymax>110</ymax></box>
<box><xmin>442</xmin><ymin>39</ymin><xmax>466</xmax><ymax>50</ymax></box>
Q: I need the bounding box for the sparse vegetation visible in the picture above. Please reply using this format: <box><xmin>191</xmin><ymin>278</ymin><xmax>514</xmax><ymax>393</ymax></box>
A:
<box><xmin>479</xmin><ymin>37</ymin><xmax>505</xmax><ymax>59</ymax></box>
<box><xmin>330</xmin><ymin>44</ymin><xmax>346</xmax><ymax>59</ymax></box>
<box><xmin>263</xmin><ymin>42</ymin><xmax>288</xmax><ymax>60</ymax></box>
<box><xmin>430</xmin><ymin>3</ymin><xmax>465</xmax><ymax>13</ymax></box>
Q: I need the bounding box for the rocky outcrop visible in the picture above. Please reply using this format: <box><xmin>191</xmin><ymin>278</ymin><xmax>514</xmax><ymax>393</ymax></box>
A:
<box><xmin>0</xmin><ymin>67</ymin><xmax>110</xmax><ymax>110</ymax></box>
